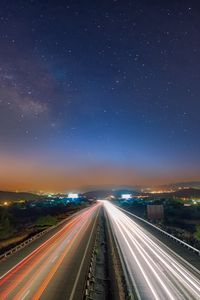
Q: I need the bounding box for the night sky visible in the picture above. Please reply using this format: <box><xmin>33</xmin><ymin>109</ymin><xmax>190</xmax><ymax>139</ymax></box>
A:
<box><xmin>0</xmin><ymin>1</ymin><xmax>200</xmax><ymax>191</ymax></box>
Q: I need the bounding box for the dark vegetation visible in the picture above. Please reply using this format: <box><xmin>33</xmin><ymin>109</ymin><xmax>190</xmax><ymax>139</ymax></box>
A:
<box><xmin>0</xmin><ymin>197</ymin><xmax>91</xmax><ymax>253</ymax></box>
<box><xmin>0</xmin><ymin>191</ymin><xmax>41</xmax><ymax>202</ymax></box>
<box><xmin>117</xmin><ymin>197</ymin><xmax>200</xmax><ymax>249</ymax></box>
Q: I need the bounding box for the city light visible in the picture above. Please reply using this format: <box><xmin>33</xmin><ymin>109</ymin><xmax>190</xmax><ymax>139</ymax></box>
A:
<box><xmin>68</xmin><ymin>193</ymin><xmax>79</xmax><ymax>199</ymax></box>
<box><xmin>121</xmin><ymin>194</ymin><xmax>132</xmax><ymax>200</ymax></box>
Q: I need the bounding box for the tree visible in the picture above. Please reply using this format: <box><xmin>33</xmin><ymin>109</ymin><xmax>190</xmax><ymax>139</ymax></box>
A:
<box><xmin>0</xmin><ymin>210</ymin><xmax>14</xmax><ymax>239</ymax></box>
<box><xmin>194</xmin><ymin>225</ymin><xmax>200</xmax><ymax>241</ymax></box>
<box><xmin>36</xmin><ymin>215</ymin><xmax>57</xmax><ymax>227</ymax></box>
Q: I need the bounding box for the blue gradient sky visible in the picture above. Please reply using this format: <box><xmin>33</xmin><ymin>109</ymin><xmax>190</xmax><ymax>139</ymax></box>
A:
<box><xmin>0</xmin><ymin>1</ymin><xmax>200</xmax><ymax>191</ymax></box>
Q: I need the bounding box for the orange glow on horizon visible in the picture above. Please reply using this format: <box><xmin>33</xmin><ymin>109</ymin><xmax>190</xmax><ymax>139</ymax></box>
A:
<box><xmin>0</xmin><ymin>153</ymin><xmax>199</xmax><ymax>192</ymax></box>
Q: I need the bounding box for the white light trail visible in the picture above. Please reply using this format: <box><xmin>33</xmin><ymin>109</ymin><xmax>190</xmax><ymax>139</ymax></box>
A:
<box><xmin>104</xmin><ymin>201</ymin><xmax>200</xmax><ymax>300</ymax></box>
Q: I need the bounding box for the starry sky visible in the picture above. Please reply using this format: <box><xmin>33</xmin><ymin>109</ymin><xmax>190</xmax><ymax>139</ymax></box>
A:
<box><xmin>0</xmin><ymin>0</ymin><xmax>200</xmax><ymax>192</ymax></box>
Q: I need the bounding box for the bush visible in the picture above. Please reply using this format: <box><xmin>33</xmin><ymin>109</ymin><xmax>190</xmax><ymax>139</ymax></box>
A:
<box><xmin>0</xmin><ymin>218</ymin><xmax>14</xmax><ymax>239</ymax></box>
<box><xmin>194</xmin><ymin>225</ymin><xmax>200</xmax><ymax>241</ymax></box>
<box><xmin>36</xmin><ymin>215</ymin><xmax>57</xmax><ymax>227</ymax></box>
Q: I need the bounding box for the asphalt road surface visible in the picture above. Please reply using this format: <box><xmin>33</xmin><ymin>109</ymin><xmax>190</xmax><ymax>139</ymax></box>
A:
<box><xmin>0</xmin><ymin>203</ymin><xmax>100</xmax><ymax>300</ymax></box>
<box><xmin>104</xmin><ymin>201</ymin><xmax>200</xmax><ymax>300</ymax></box>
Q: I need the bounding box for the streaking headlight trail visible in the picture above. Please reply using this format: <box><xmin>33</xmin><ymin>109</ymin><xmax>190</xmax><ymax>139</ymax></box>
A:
<box><xmin>103</xmin><ymin>201</ymin><xmax>200</xmax><ymax>300</ymax></box>
<box><xmin>0</xmin><ymin>204</ymin><xmax>100</xmax><ymax>300</ymax></box>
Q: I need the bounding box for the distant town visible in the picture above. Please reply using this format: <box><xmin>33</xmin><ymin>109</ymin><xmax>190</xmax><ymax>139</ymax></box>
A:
<box><xmin>1</xmin><ymin>182</ymin><xmax>200</xmax><ymax>255</ymax></box>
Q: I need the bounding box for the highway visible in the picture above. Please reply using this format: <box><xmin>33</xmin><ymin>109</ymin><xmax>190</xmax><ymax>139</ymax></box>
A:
<box><xmin>0</xmin><ymin>203</ymin><xmax>100</xmax><ymax>300</ymax></box>
<box><xmin>104</xmin><ymin>201</ymin><xmax>200</xmax><ymax>300</ymax></box>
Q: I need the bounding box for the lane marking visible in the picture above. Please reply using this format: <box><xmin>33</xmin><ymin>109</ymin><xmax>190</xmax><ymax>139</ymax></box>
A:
<box><xmin>21</xmin><ymin>289</ymin><xmax>30</xmax><ymax>300</ymax></box>
<box><xmin>105</xmin><ymin>210</ymin><xmax>142</xmax><ymax>300</ymax></box>
<box><xmin>2</xmin><ymin>217</ymin><xmax>84</xmax><ymax>300</ymax></box>
<box><xmin>119</xmin><ymin>206</ymin><xmax>200</xmax><ymax>276</ymax></box>
<box><xmin>105</xmin><ymin>202</ymin><xmax>200</xmax><ymax>299</ymax></box>
<box><xmin>51</xmin><ymin>255</ymin><xmax>58</xmax><ymax>263</ymax></box>
<box><xmin>0</xmin><ymin>206</ymin><xmax>95</xmax><ymax>282</ymax></box>
<box><xmin>120</xmin><ymin>212</ymin><xmax>200</xmax><ymax>293</ymax></box>
<box><xmin>31</xmin><ymin>205</ymin><xmax>100</xmax><ymax>300</ymax></box>
<box><xmin>68</xmin><ymin>206</ymin><xmax>100</xmax><ymax>300</ymax></box>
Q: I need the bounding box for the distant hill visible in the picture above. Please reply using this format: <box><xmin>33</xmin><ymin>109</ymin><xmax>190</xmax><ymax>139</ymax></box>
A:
<box><xmin>82</xmin><ymin>182</ymin><xmax>200</xmax><ymax>194</ymax></box>
<box><xmin>142</xmin><ymin>188</ymin><xmax>200</xmax><ymax>198</ymax></box>
<box><xmin>173</xmin><ymin>188</ymin><xmax>200</xmax><ymax>198</ymax></box>
<box><xmin>162</xmin><ymin>181</ymin><xmax>200</xmax><ymax>189</ymax></box>
<box><xmin>83</xmin><ymin>190</ymin><xmax>111</xmax><ymax>199</ymax></box>
<box><xmin>83</xmin><ymin>189</ymin><xmax>140</xmax><ymax>199</ymax></box>
<box><xmin>0</xmin><ymin>191</ymin><xmax>41</xmax><ymax>202</ymax></box>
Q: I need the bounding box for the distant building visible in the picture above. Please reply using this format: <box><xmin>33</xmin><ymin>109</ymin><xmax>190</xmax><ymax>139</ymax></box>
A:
<box><xmin>121</xmin><ymin>194</ymin><xmax>132</xmax><ymax>200</ymax></box>
<box><xmin>147</xmin><ymin>205</ymin><xmax>164</xmax><ymax>221</ymax></box>
<box><xmin>67</xmin><ymin>193</ymin><xmax>79</xmax><ymax>199</ymax></box>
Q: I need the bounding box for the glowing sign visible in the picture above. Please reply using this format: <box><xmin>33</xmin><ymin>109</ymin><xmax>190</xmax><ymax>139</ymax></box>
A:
<box><xmin>68</xmin><ymin>193</ymin><xmax>79</xmax><ymax>199</ymax></box>
<box><xmin>121</xmin><ymin>194</ymin><xmax>132</xmax><ymax>200</ymax></box>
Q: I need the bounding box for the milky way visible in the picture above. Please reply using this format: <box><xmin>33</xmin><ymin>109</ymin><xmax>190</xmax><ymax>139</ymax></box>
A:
<box><xmin>0</xmin><ymin>1</ymin><xmax>199</xmax><ymax>191</ymax></box>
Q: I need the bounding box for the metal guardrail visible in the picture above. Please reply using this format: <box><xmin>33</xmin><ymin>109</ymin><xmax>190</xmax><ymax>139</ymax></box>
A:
<box><xmin>84</xmin><ymin>241</ymin><xmax>96</xmax><ymax>299</ymax></box>
<box><xmin>0</xmin><ymin>216</ymin><xmax>73</xmax><ymax>261</ymax></box>
<box><xmin>119</xmin><ymin>206</ymin><xmax>200</xmax><ymax>256</ymax></box>
<box><xmin>111</xmin><ymin>225</ymin><xmax>139</xmax><ymax>300</ymax></box>
<box><xmin>104</xmin><ymin>209</ymin><xmax>139</xmax><ymax>300</ymax></box>
<box><xmin>0</xmin><ymin>207</ymin><xmax>91</xmax><ymax>262</ymax></box>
